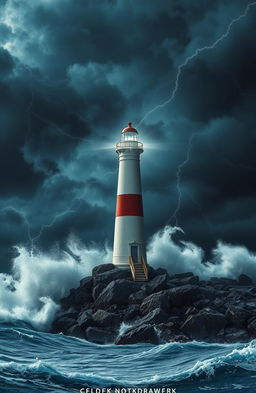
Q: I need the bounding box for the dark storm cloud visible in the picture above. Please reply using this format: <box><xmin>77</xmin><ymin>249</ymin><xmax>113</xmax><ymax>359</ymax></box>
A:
<box><xmin>0</xmin><ymin>0</ymin><xmax>255</xmax><ymax>271</ymax></box>
<box><xmin>0</xmin><ymin>47</ymin><xmax>14</xmax><ymax>75</ymax></box>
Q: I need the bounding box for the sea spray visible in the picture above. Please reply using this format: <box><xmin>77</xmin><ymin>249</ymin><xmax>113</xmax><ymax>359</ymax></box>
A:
<box><xmin>118</xmin><ymin>322</ymin><xmax>134</xmax><ymax>336</ymax></box>
<box><xmin>0</xmin><ymin>239</ymin><xmax>111</xmax><ymax>330</ymax></box>
<box><xmin>1</xmin><ymin>225</ymin><xmax>256</xmax><ymax>331</ymax></box>
<box><xmin>148</xmin><ymin>226</ymin><xmax>256</xmax><ymax>281</ymax></box>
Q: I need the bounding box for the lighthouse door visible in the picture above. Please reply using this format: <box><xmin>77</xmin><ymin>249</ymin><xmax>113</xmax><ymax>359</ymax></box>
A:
<box><xmin>131</xmin><ymin>245</ymin><xmax>139</xmax><ymax>264</ymax></box>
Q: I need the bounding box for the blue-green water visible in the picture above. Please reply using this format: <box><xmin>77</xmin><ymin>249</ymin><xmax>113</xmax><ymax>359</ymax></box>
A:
<box><xmin>1</xmin><ymin>322</ymin><xmax>256</xmax><ymax>393</ymax></box>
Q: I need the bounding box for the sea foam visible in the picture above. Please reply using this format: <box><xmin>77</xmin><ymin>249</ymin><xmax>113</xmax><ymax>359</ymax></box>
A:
<box><xmin>1</xmin><ymin>225</ymin><xmax>256</xmax><ymax>330</ymax></box>
<box><xmin>0</xmin><ymin>238</ymin><xmax>111</xmax><ymax>330</ymax></box>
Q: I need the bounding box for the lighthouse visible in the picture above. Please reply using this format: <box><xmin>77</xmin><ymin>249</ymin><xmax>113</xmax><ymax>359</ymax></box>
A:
<box><xmin>113</xmin><ymin>122</ymin><xmax>148</xmax><ymax>281</ymax></box>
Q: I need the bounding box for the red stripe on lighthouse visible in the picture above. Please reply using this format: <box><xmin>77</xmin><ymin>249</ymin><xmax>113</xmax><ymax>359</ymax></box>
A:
<box><xmin>116</xmin><ymin>194</ymin><xmax>143</xmax><ymax>217</ymax></box>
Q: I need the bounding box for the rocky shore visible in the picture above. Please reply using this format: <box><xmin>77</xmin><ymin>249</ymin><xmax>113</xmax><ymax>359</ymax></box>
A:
<box><xmin>51</xmin><ymin>263</ymin><xmax>256</xmax><ymax>345</ymax></box>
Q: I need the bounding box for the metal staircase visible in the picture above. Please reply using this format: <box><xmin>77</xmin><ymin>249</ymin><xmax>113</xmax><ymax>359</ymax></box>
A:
<box><xmin>129</xmin><ymin>256</ymin><xmax>148</xmax><ymax>281</ymax></box>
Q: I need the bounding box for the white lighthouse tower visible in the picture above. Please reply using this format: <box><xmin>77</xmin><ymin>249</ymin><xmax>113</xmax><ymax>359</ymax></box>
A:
<box><xmin>113</xmin><ymin>122</ymin><xmax>148</xmax><ymax>281</ymax></box>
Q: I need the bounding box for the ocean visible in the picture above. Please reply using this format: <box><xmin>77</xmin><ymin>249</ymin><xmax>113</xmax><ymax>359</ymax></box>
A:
<box><xmin>1</xmin><ymin>322</ymin><xmax>256</xmax><ymax>393</ymax></box>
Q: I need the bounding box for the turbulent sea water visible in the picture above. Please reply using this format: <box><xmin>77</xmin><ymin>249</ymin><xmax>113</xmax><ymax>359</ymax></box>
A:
<box><xmin>1</xmin><ymin>322</ymin><xmax>256</xmax><ymax>393</ymax></box>
<box><xmin>1</xmin><ymin>240</ymin><xmax>256</xmax><ymax>392</ymax></box>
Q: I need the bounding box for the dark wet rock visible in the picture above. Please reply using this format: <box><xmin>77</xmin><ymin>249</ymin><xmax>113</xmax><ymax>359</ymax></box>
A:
<box><xmin>115</xmin><ymin>324</ymin><xmax>159</xmax><ymax>345</ymax></box>
<box><xmin>171</xmin><ymin>272</ymin><xmax>195</xmax><ymax>279</ymax></box>
<box><xmin>92</xmin><ymin>264</ymin><xmax>116</xmax><ymax>276</ymax></box>
<box><xmin>224</xmin><ymin>328</ymin><xmax>250</xmax><ymax>343</ymax></box>
<box><xmin>129</xmin><ymin>289</ymin><xmax>148</xmax><ymax>304</ymax></box>
<box><xmin>156</xmin><ymin>323</ymin><xmax>189</xmax><ymax>343</ymax></box>
<box><xmin>154</xmin><ymin>268</ymin><xmax>168</xmax><ymax>276</ymax></box>
<box><xmin>58</xmin><ymin>279</ymin><xmax>93</xmax><ymax>313</ymax></box>
<box><xmin>168</xmin><ymin>285</ymin><xmax>199</xmax><ymax>307</ymax></box>
<box><xmin>209</xmin><ymin>277</ymin><xmax>238</xmax><ymax>288</ymax></box>
<box><xmin>95</xmin><ymin>279</ymin><xmax>141</xmax><ymax>308</ymax></box>
<box><xmin>77</xmin><ymin>310</ymin><xmax>96</xmax><ymax>329</ymax></box>
<box><xmin>184</xmin><ymin>306</ymin><xmax>198</xmax><ymax>316</ymax></box>
<box><xmin>143</xmin><ymin>274</ymin><xmax>168</xmax><ymax>294</ymax></box>
<box><xmin>79</xmin><ymin>276</ymin><xmax>93</xmax><ymax>291</ymax></box>
<box><xmin>248</xmin><ymin>319</ymin><xmax>256</xmax><ymax>337</ymax></box>
<box><xmin>212</xmin><ymin>298</ymin><xmax>226</xmax><ymax>310</ymax></box>
<box><xmin>216</xmin><ymin>328</ymin><xmax>225</xmax><ymax>341</ymax></box>
<box><xmin>140</xmin><ymin>290</ymin><xmax>171</xmax><ymax>314</ymax></box>
<box><xmin>168</xmin><ymin>274</ymin><xmax>199</xmax><ymax>287</ymax></box>
<box><xmin>85</xmin><ymin>327</ymin><xmax>116</xmax><ymax>344</ymax></box>
<box><xmin>93</xmin><ymin>268</ymin><xmax>131</xmax><ymax>286</ymax></box>
<box><xmin>181</xmin><ymin>309</ymin><xmax>226</xmax><ymax>339</ymax></box>
<box><xmin>167</xmin><ymin>316</ymin><xmax>181</xmax><ymax>328</ymax></box>
<box><xmin>225</xmin><ymin>306</ymin><xmax>250</xmax><ymax>328</ymax></box>
<box><xmin>92</xmin><ymin>309</ymin><xmax>120</xmax><ymax>327</ymax></box>
<box><xmin>147</xmin><ymin>266</ymin><xmax>158</xmax><ymax>279</ymax></box>
<box><xmin>171</xmin><ymin>334</ymin><xmax>190</xmax><ymax>343</ymax></box>
<box><xmin>238</xmin><ymin>274</ymin><xmax>253</xmax><ymax>286</ymax></box>
<box><xmin>54</xmin><ymin>311</ymin><xmax>78</xmax><ymax>320</ymax></box>
<box><xmin>105</xmin><ymin>304</ymin><xmax>126</xmax><ymax>314</ymax></box>
<box><xmin>61</xmin><ymin>286</ymin><xmax>92</xmax><ymax>309</ymax></box>
<box><xmin>51</xmin><ymin>263</ymin><xmax>255</xmax><ymax>345</ymax></box>
<box><xmin>123</xmin><ymin>305</ymin><xmax>141</xmax><ymax>322</ymax></box>
<box><xmin>184</xmin><ymin>275</ymin><xmax>199</xmax><ymax>285</ymax></box>
<box><xmin>92</xmin><ymin>283</ymin><xmax>105</xmax><ymax>301</ymax></box>
<box><xmin>66</xmin><ymin>324</ymin><xmax>85</xmax><ymax>339</ymax></box>
<box><xmin>139</xmin><ymin>307</ymin><xmax>169</xmax><ymax>325</ymax></box>
<box><xmin>52</xmin><ymin>316</ymin><xmax>77</xmax><ymax>333</ymax></box>
<box><xmin>199</xmin><ymin>286</ymin><xmax>218</xmax><ymax>300</ymax></box>
<box><xmin>242</xmin><ymin>289</ymin><xmax>256</xmax><ymax>300</ymax></box>
<box><xmin>193</xmin><ymin>299</ymin><xmax>211</xmax><ymax>310</ymax></box>
<box><xmin>245</xmin><ymin>301</ymin><xmax>256</xmax><ymax>311</ymax></box>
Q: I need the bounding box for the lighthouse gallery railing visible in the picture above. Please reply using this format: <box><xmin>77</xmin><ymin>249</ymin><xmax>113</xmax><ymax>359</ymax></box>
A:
<box><xmin>116</xmin><ymin>141</ymin><xmax>143</xmax><ymax>150</ymax></box>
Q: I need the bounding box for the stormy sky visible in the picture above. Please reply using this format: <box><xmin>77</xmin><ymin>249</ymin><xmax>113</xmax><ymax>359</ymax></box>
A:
<box><xmin>0</xmin><ymin>0</ymin><xmax>256</xmax><ymax>272</ymax></box>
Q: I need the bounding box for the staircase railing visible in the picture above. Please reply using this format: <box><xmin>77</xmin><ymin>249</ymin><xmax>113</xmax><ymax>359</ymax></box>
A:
<box><xmin>141</xmin><ymin>256</ymin><xmax>148</xmax><ymax>280</ymax></box>
<box><xmin>129</xmin><ymin>256</ymin><xmax>136</xmax><ymax>280</ymax></box>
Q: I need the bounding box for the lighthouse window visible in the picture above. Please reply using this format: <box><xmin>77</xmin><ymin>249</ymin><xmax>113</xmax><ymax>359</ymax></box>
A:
<box><xmin>123</xmin><ymin>133</ymin><xmax>138</xmax><ymax>141</ymax></box>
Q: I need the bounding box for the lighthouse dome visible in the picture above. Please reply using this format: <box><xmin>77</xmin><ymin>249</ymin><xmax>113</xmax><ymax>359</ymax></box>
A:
<box><xmin>121</xmin><ymin>122</ymin><xmax>138</xmax><ymax>134</ymax></box>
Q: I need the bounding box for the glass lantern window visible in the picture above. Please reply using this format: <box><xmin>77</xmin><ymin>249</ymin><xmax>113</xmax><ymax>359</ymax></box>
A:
<box><xmin>122</xmin><ymin>132</ymin><xmax>138</xmax><ymax>141</ymax></box>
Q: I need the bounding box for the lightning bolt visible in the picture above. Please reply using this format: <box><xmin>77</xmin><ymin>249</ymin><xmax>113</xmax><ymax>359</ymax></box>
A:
<box><xmin>30</xmin><ymin>207</ymin><xmax>77</xmax><ymax>251</ymax></box>
<box><xmin>167</xmin><ymin>132</ymin><xmax>200</xmax><ymax>226</ymax></box>
<box><xmin>28</xmin><ymin>195</ymin><xmax>87</xmax><ymax>254</ymax></box>
<box><xmin>3</xmin><ymin>65</ymin><xmax>85</xmax><ymax>254</ymax></box>
<box><xmin>1</xmin><ymin>64</ymin><xmax>85</xmax><ymax>254</ymax></box>
<box><xmin>3</xmin><ymin>2</ymin><xmax>255</xmax><ymax>254</ymax></box>
<box><xmin>137</xmin><ymin>1</ymin><xmax>256</xmax><ymax>127</ymax></box>
<box><xmin>137</xmin><ymin>1</ymin><xmax>256</xmax><ymax>227</ymax></box>
<box><xmin>1</xmin><ymin>20</ymin><xmax>88</xmax><ymax>257</ymax></box>
<box><xmin>30</xmin><ymin>110</ymin><xmax>86</xmax><ymax>142</ymax></box>
<box><xmin>0</xmin><ymin>204</ymin><xmax>79</xmax><ymax>256</ymax></box>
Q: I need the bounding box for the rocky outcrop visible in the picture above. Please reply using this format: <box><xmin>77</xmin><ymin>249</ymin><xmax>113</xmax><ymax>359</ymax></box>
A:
<box><xmin>95</xmin><ymin>279</ymin><xmax>141</xmax><ymax>308</ymax></box>
<box><xmin>140</xmin><ymin>290</ymin><xmax>171</xmax><ymax>314</ymax></box>
<box><xmin>51</xmin><ymin>263</ymin><xmax>256</xmax><ymax>345</ymax></box>
<box><xmin>115</xmin><ymin>324</ymin><xmax>158</xmax><ymax>345</ymax></box>
<box><xmin>86</xmin><ymin>327</ymin><xmax>116</xmax><ymax>344</ymax></box>
<box><xmin>168</xmin><ymin>284</ymin><xmax>199</xmax><ymax>307</ymax></box>
<box><xmin>181</xmin><ymin>309</ymin><xmax>226</xmax><ymax>339</ymax></box>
